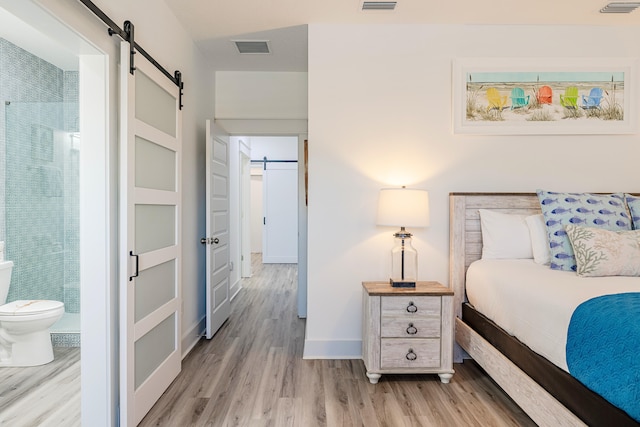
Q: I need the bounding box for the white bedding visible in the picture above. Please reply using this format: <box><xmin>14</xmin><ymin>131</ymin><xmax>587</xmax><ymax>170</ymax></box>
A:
<box><xmin>466</xmin><ymin>259</ymin><xmax>640</xmax><ymax>371</ymax></box>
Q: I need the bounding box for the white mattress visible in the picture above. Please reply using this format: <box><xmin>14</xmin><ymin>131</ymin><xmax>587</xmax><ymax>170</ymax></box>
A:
<box><xmin>466</xmin><ymin>259</ymin><xmax>640</xmax><ymax>371</ymax></box>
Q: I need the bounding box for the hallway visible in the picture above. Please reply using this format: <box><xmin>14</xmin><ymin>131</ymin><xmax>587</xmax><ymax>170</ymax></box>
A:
<box><xmin>139</xmin><ymin>255</ymin><xmax>534</xmax><ymax>426</ymax></box>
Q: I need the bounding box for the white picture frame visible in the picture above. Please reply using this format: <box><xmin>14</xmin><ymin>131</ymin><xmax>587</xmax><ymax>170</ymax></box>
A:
<box><xmin>452</xmin><ymin>58</ymin><xmax>637</xmax><ymax>135</ymax></box>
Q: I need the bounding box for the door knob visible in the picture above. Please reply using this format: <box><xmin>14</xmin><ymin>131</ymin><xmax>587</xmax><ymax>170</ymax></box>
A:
<box><xmin>200</xmin><ymin>237</ymin><xmax>220</xmax><ymax>245</ymax></box>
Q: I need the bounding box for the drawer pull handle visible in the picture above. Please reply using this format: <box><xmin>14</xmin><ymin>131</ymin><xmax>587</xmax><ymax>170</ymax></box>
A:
<box><xmin>406</xmin><ymin>323</ymin><xmax>418</xmax><ymax>335</ymax></box>
<box><xmin>406</xmin><ymin>349</ymin><xmax>417</xmax><ymax>361</ymax></box>
<box><xmin>406</xmin><ymin>302</ymin><xmax>417</xmax><ymax>313</ymax></box>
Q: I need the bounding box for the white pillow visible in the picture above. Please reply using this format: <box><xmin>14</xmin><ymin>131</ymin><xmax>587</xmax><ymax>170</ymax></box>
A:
<box><xmin>525</xmin><ymin>214</ymin><xmax>551</xmax><ymax>265</ymax></box>
<box><xmin>565</xmin><ymin>224</ymin><xmax>640</xmax><ymax>277</ymax></box>
<box><xmin>479</xmin><ymin>209</ymin><xmax>533</xmax><ymax>259</ymax></box>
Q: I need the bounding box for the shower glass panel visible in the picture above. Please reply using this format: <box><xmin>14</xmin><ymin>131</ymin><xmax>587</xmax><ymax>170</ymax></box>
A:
<box><xmin>4</xmin><ymin>101</ymin><xmax>80</xmax><ymax>331</ymax></box>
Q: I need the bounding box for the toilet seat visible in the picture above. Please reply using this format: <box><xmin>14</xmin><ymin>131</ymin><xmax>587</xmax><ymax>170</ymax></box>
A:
<box><xmin>0</xmin><ymin>300</ymin><xmax>64</xmax><ymax>316</ymax></box>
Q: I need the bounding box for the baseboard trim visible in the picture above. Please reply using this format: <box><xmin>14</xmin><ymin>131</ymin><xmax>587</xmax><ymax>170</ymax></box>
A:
<box><xmin>182</xmin><ymin>316</ymin><xmax>206</xmax><ymax>359</ymax></box>
<box><xmin>230</xmin><ymin>281</ymin><xmax>242</xmax><ymax>301</ymax></box>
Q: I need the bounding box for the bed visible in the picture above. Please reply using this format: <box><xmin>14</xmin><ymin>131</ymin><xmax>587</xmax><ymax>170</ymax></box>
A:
<box><xmin>449</xmin><ymin>192</ymin><xmax>640</xmax><ymax>427</ymax></box>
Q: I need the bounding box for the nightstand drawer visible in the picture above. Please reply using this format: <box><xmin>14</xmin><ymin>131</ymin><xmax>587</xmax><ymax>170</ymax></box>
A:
<box><xmin>380</xmin><ymin>338</ymin><xmax>441</xmax><ymax>369</ymax></box>
<box><xmin>381</xmin><ymin>296</ymin><xmax>440</xmax><ymax>318</ymax></box>
<box><xmin>381</xmin><ymin>317</ymin><xmax>440</xmax><ymax>338</ymax></box>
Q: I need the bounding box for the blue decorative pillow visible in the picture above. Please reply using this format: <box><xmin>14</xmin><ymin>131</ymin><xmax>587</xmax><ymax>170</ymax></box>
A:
<box><xmin>536</xmin><ymin>190</ymin><xmax>631</xmax><ymax>271</ymax></box>
<box><xmin>626</xmin><ymin>194</ymin><xmax>640</xmax><ymax>230</ymax></box>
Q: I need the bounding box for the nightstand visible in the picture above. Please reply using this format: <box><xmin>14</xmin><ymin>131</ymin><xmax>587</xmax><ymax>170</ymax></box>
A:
<box><xmin>361</xmin><ymin>281</ymin><xmax>454</xmax><ymax>384</ymax></box>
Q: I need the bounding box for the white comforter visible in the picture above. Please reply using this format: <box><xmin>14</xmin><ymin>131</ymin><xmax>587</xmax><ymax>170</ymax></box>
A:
<box><xmin>466</xmin><ymin>259</ymin><xmax>640</xmax><ymax>371</ymax></box>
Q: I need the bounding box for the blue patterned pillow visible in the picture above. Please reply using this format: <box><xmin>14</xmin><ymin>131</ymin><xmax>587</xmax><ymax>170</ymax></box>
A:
<box><xmin>536</xmin><ymin>190</ymin><xmax>631</xmax><ymax>271</ymax></box>
<box><xmin>626</xmin><ymin>194</ymin><xmax>640</xmax><ymax>230</ymax></box>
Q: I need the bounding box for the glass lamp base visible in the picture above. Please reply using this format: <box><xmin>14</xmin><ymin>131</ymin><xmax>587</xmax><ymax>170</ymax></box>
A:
<box><xmin>390</xmin><ymin>230</ymin><xmax>418</xmax><ymax>288</ymax></box>
<box><xmin>390</xmin><ymin>278</ymin><xmax>416</xmax><ymax>288</ymax></box>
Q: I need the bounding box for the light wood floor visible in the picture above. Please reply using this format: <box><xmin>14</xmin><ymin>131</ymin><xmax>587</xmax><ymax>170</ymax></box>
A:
<box><xmin>141</xmin><ymin>255</ymin><xmax>536</xmax><ymax>427</ymax></box>
<box><xmin>0</xmin><ymin>346</ymin><xmax>80</xmax><ymax>426</ymax></box>
<box><xmin>0</xmin><ymin>256</ymin><xmax>536</xmax><ymax>426</ymax></box>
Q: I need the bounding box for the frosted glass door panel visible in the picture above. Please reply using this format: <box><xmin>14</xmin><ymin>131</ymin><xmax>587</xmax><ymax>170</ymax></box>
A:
<box><xmin>134</xmin><ymin>314</ymin><xmax>175</xmax><ymax>389</ymax></box>
<box><xmin>135</xmin><ymin>136</ymin><xmax>176</xmax><ymax>191</ymax></box>
<box><xmin>135</xmin><ymin>205</ymin><xmax>175</xmax><ymax>253</ymax></box>
<box><xmin>135</xmin><ymin>260</ymin><xmax>176</xmax><ymax>322</ymax></box>
<box><xmin>135</xmin><ymin>70</ymin><xmax>176</xmax><ymax>137</ymax></box>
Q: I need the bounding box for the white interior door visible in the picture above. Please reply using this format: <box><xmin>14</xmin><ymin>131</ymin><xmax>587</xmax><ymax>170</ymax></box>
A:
<box><xmin>262</xmin><ymin>163</ymin><xmax>298</xmax><ymax>263</ymax></box>
<box><xmin>240</xmin><ymin>152</ymin><xmax>252</xmax><ymax>278</ymax></box>
<box><xmin>205</xmin><ymin>120</ymin><xmax>231</xmax><ymax>339</ymax></box>
<box><xmin>119</xmin><ymin>41</ymin><xmax>182</xmax><ymax>426</ymax></box>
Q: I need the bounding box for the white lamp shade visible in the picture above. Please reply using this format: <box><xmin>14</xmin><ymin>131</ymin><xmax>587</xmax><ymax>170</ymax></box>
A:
<box><xmin>376</xmin><ymin>188</ymin><xmax>430</xmax><ymax>228</ymax></box>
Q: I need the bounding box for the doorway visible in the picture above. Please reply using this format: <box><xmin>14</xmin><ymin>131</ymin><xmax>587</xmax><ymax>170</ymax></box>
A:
<box><xmin>228</xmin><ymin>134</ymin><xmax>307</xmax><ymax>316</ymax></box>
<box><xmin>0</xmin><ymin>1</ymin><xmax>109</xmax><ymax>425</ymax></box>
<box><xmin>247</xmin><ymin>136</ymin><xmax>299</xmax><ymax>264</ymax></box>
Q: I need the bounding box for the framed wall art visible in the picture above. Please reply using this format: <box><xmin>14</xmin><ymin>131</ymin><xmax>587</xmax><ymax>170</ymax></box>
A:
<box><xmin>453</xmin><ymin>58</ymin><xmax>637</xmax><ymax>135</ymax></box>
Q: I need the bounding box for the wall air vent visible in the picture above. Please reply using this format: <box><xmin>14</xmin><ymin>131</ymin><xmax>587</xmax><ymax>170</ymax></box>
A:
<box><xmin>362</xmin><ymin>1</ymin><xmax>397</xmax><ymax>10</ymax></box>
<box><xmin>233</xmin><ymin>40</ymin><xmax>270</xmax><ymax>54</ymax></box>
<box><xmin>600</xmin><ymin>2</ymin><xmax>640</xmax><ymax>13</ymax></box>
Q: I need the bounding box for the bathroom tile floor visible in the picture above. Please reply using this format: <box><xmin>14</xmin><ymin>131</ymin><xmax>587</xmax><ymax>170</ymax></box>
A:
<box><xmin>0</xmin><ymin>346</ymin><xmax>80</xmax><ymax>426</ymax></box>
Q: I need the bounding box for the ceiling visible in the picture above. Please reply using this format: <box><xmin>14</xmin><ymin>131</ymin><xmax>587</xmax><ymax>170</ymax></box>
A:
<box><xmin>164</xmin><ymin>0</ymin><xmax>640</xmax><ymax>72</ymax></box>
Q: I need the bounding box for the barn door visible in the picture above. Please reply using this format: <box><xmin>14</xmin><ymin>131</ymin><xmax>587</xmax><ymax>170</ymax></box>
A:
<box><xmin>262</xmin><ymin>162</ymin><xmax>298</xmax><ymax>263</ymax></box>
<box><xmin>119</xmin><ymin>40</ymin><xmax>182</xmax><ymax>426</ymax></box>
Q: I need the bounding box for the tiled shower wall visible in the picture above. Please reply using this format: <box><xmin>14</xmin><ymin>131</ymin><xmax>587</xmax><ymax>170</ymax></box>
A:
<box><xmin>0</xmin><ymin>38</ymin><xmax>79</xmax><ymax>312</ymax></box>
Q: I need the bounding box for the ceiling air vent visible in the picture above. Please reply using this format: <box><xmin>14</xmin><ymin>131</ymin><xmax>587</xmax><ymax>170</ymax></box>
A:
<box><xmin>362</xmin><ymin>1</ymin><xmax>397</xmax><ymax>10</ymax></box>
<box><xmin>600</xmin><ymin>2</ymin><xmax>640</xmax><ymax>13</ymax></box>
<box><xmin>233</xmin><ymin>40</ymin><xmax>270</xmax><ymax>54</ymax></box>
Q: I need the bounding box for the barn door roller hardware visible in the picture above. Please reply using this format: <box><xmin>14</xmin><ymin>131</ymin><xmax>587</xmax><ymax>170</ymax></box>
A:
<box><xmin>77</xmin><ymin>0</ymin><xmax>185</xmax><ymax>109</ymax></box>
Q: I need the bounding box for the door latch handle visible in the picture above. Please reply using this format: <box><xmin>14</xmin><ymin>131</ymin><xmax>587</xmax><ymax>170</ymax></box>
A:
<box><xmin>200</xmin><ymin>237</ymin><xmax>220</xmax><ymax>245</ymax></box>
<box><xmin>129</xmin><ymin>251</ymin><xmax>139</xmax><ymax>281</ymax></box>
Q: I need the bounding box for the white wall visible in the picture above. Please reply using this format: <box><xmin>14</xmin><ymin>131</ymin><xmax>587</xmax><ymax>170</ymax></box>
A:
<box><xmin>214</xmin><ymin>71</ymin><xmax>308</xmax><ymax>135</ymax></box>
<box><xmin>250</xmin><ymin>136</ymin><xmax>299</xmax><ymax>160</ymax></box>
<box><xmin>304</xmin><ymin>23</ymin><xmax>640</xmax><ymax>358</ymax></box>
<box><xmin>216</xmin><ymin>72</ymin><xmax>308</xmax><ymax>119</ymax></box>
<box><xmin>34</xmin><ymin>0</ymin><xmax>214</xmax><ymax>422</ymax></box>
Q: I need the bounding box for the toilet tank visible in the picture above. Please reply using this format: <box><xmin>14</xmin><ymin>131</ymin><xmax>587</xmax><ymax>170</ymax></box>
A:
<box><xmin>0</xmin><ymin>260</ymin><xmax>13</xmax><ymax>305</ymax></box>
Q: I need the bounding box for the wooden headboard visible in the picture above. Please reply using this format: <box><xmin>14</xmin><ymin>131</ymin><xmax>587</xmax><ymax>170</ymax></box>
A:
<box><xmin>448</xmin><ymin>191</ymin><xmax>640</xmax><ymax>321</ymax></box>
<box><xmin>449</xmin><ymin>192</ymin><xmax>542</xmax><ymax>320</ymax></box>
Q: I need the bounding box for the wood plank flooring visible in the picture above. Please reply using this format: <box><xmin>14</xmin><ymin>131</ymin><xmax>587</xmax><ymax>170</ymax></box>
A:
<box><xmin>0</xmin><ymin>346</ymin><xmax>80</xmax><ymax>426</ymax></box>
<box><xmin>141</xmin><ymin>255</ymin><xmax>536</xmax><ymax>427</ymax></box>
<box><xmin>0</xmin><ymin>255</ymin><xmax>536</xmax><ymax>426</ymax></box>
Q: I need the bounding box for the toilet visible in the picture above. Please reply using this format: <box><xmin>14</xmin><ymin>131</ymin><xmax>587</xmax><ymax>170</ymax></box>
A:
<box><xmin>0</xmin><ymin>260</ymin><xmax>64</xmax><ymax>367</ymax></box>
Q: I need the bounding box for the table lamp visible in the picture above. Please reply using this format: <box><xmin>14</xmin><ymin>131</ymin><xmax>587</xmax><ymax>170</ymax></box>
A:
<box><xmin>376</xmin><ymin>187</ymin><xmax>430</xmax><ymax>287</ymax></box>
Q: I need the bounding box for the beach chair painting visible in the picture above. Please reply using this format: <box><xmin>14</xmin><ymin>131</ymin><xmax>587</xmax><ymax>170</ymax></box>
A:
<box><xmin>456</xmin><ymin>59</ymin><xmax>630</xmax><ymax>134</ymax></box>
<box><xmin>510</xmin><ymin>87</ymin><xmax>530</xmax><ymax>109</ymax></box>
<box><xmin>560</xmin><ymin>86</ymin><xmax>579</xmax><ymax>109</ymax></box>
<box><xmin>536</xmin><ymin>85</ymin><xmax>553</xmax><ymax>105</ymax></box>
<box><xmin>581</xmin><ymin>87</ymin><xmax>603</xmax><ymax>109</ymax></box>
<box><xmin>486</xmin><ymin>88</ymin><xmax>508</xmax><ymax>111</ymax></box>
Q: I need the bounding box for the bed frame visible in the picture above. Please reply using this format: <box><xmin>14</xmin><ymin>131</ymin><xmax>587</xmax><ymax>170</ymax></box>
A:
<box><xmin>449</xmin><ymin>192</ymin><xmax>639</xmax><ymax>427</ymax></box>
